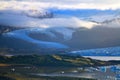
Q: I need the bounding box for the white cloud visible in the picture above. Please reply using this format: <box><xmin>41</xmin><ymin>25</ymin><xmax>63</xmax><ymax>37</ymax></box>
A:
<box><xmin>0</xmin><ymin>12</ymin><xmax>97</xmax><ymax>29</ymax></box>
<box><xmin>0</xmin><ymin>0</ymin><xmax>119</xmax><ymax>29</ymax></box>
<box><xmin>0</xmin><ymin>0</ymin><xmax>120</xmax><ymax>10</ymax></box>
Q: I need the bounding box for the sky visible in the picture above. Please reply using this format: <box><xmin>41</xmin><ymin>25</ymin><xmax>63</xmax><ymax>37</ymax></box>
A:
<box><xmin>0</xmin><ymin>0</ymin><xmax>120</xmax><ymax>10</ymax></box>
<box><xmin>0</xmin><ymin>0</ymin><xmax>120</xmax><ymax>29</ymax></box>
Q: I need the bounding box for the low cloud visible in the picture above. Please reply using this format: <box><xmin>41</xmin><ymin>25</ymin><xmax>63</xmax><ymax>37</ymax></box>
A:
<box><xmin>0</xmin><ymin>12</ymin><xmax>97</xmax><ymax>29</ymax></box>
<box><xmin>0</xmin><ymin>0</ymin><xmax>120</xmax><ymax>29</ymax></box>
<box><xmin>0</xmin><ymin>0</ymin><xmax>99</xmax><ymax>29</ymax></box>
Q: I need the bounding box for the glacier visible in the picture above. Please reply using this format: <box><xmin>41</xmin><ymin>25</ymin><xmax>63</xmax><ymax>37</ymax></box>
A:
<box><xmin>3</xmin><ymin>28</ymin><xmax>68</xmax><ymax>49</ymax></box>
<box><xmin>70</xmin><ymin>47</ymin><xmax>120</xmax><ymax>56</ymax></box>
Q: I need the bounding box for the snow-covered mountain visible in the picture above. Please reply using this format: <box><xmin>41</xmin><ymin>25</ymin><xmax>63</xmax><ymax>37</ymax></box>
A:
<box><xmin>101</xmin><ymin>18</ymin><xmax>120</xmax><ymax>28</ymax></box>
<box><xmin>87</xmin><ymin>14</ymin><xmax>120</xmax><ymax>23</ymax></box>
<box><xmin>1</xmin><ymin>8</ymin><xmax>120</xmax><ymax>54</ymax></box>
<box><xmin>1</xmin><ymin>25</ymin><xmax>120</xmax><ymax>53</ymax></box>
<box><xmin>24</xmin><ymin>9</ymin><xmax>53</xmax><ymax>18</ymax></box>
<box><xmin>52</xmin><ymin>9</ymin><xmax>120</xmax><ymax>22</ymax></box>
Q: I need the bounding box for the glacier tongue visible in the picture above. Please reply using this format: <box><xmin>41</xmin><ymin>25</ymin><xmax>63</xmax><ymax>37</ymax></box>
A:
<box><xmin>71</xmin><ymin>47</ymin><xmax>120</xmax><ymax>56</ymax></box>
<box><xmin>3</xmin><ymin>28</ymin><xmax>68</xmax><ymax>49</ymax></box>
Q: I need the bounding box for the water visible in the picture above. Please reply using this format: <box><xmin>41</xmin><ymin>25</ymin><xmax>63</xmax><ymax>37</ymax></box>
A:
<box><xmin>30</xmin><ymin>65</ymin><xmax>120</xmax><ymax>80</ymax></box>
<box><xmin>0</xmin><ymin>65</ymin><xmax>120</xmax><ymax>80</ymax></box>
<box><xmin>83</xmin><ymin>56</ymin><xmax>120</xmax><ymax>61</ymax></box>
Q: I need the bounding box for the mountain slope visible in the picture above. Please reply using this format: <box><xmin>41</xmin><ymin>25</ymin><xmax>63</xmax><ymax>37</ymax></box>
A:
<box><xmin>65</xmin><ymin>27</ymin><xmax>120</xmax><ymax>50</ymax></box>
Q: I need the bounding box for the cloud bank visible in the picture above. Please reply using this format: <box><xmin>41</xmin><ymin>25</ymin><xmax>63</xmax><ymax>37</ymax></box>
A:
<box><xmin>0</xmin><ymin>12</ymin><xmax>97</xmax><ymax>29</ymax></box>
<box><xmin>0</xmin><ymin>0</ymin><xmax>120</xmax><ymax>10</ymax></box>
<box><xmin>0</xmin><ymin>0</ymin><xmax>120</xmax><ymax>29</ymax></box>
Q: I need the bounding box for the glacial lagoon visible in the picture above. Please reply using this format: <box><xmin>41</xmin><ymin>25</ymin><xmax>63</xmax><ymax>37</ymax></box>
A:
<box><xmin>30</xmin><ymin>65</ymin><xmax>120</xmax><ymax>80</ymax></box>
<box><xmin>83</xmin><ymin>56</ymin><xmax>120</xmax><ymax>61</ymax></box>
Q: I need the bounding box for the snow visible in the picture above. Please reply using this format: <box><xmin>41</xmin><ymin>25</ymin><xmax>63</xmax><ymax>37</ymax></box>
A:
<box><xmin>86</xmin><ymin>11</ymin><xmax>120</xmax><ymax>23</ymax></box>
<box><xmin>48</xmin><ymin>27</ymin><xmax>75</xmax><ymax>40</ymax></box>
<box><xmin>85</xmin><ymin>13</ymin><xmax>120</xmax><ymax>28</ymax></box>
<box><xmin>3</xmin><ymin>28</ymin><xmax>68</xmax><ymax>49</ymax></box>
<box><xmin>0</xmin><ymin>10</ymin><xmax>78</xmax><ymax>41</ymax></box>
<box><xmin>28</xmin><ymin>28</ymin><xmax>57</xmax><ymax>38</ymax></box>
<box><xmin>71</xmin><ymin>47</ymin><xmax>120</xmax><ymax>56</ymax></box>
<box><xmin>88</xmin><ymin>14</ymin><xmax>118</xmax><ymax>22</ymax></box>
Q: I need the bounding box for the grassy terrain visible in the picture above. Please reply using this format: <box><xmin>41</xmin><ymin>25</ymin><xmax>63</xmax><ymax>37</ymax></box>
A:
<box><xmin>0</xmin><ymin>54</ymin><xmax>111</xmax><ymax>67</ymax></box>
<box><xmin>0</xmin><ymin>63</ymin><xmax>11</xmax><ymax>67</ymax></box>
<box><xmin>0</xmin><ymin>76</ymin><xmax>15</xmax><ymax>80</ymax></box>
